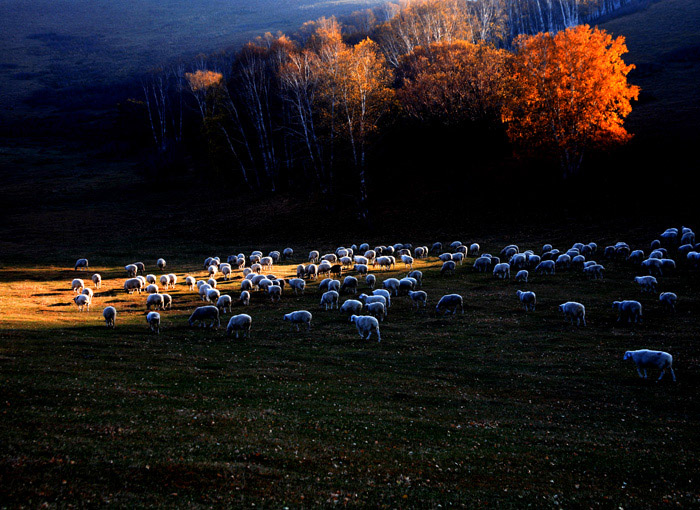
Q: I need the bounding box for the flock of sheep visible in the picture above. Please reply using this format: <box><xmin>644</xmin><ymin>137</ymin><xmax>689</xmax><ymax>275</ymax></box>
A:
<box><xmin>69</xmin><ymin>225</ymin><xmax>697</xmax><ymax>382</ymax></box>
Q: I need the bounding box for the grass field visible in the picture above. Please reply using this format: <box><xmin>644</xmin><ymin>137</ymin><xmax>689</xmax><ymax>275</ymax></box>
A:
<box><xmin>1</xmin><ymin>232</ymin><xmax>699</xmax><ymax>507</ymax></box>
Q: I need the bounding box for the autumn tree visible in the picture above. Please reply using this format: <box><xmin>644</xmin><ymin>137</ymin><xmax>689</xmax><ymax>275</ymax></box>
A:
<box><xmin>502</xmin><ymin>24</ymin><xmax>639</xmax><ymax>176</ymax></box>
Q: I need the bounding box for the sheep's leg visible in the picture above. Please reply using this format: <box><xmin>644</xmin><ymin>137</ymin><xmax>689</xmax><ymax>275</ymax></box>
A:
<box><xmin>636</xmin><ymin>367</ymin><xmax>645</xmax><ymax>379</ymax></box>
<box><xmin>669</xmin><ymin>368</ymin><xmax>676</xmax><ymax>382</ymax></box>
<box><xmin>658</xmin><ymin>369</ymin><xmax>666</xmax><ymax>381</ymax></box>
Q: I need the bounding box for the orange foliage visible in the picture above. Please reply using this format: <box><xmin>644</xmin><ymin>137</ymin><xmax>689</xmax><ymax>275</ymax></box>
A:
<box><xmin>185</xmin><ymin>70</ymin><xmax>223</xmax><ymax>91</ymax></box>
<box><xmin>502</xmin><ymin>25</ymin><xmax>640</xmax><ymax>175</ymax></box>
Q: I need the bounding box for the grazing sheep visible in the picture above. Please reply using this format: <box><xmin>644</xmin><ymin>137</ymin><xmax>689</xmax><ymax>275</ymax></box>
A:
<box><xmin>162</xmin><ymin>294</ymin><xmax>172</xmax><ymax>310</ymax></box>
<box><xmin>635</xmin><ymin>276</ymin><xmax>658</xmax><ymax>293</ymax></box>
<box><xmin>283</xmin><ymin>310</ymin><xmax>312</xmax><ymax>331</ymax></box>
<box><xmin>327</xmin><ymin>280</ymin><xmax>341</xmax><ymax>293</ymax></box>
<box><xmin>366</xmin><ymin>274</ymin><xmax>376</xmax><ymax>289</ymax></box>
<box><xmin>350</xmin><ymin>315</ymin><xmax>381</xmax><ymax>342</ymax></box>
<box><xmin>358</xmin><ymin>294</ymin><xmax>387</xmax><ymax>311</ymax></box>
<box><xmin>204</xmin><ymin>257</ymin><xmax>216</xmax><ymax>269</ymax></box>
<box><xmin>603</xmin><ymin>246</ymin><xmax>615</xmax><ymax>259</ymax></box>
<box><xmin>364</xmin><ymin>302</ymin><xmax>386</xmax><ymax>322</ymax></box>
<box><xmin>441</xmin><ymin>260</ymin><xmax>457</xmax><ymax>275</ymax></box>
<box><xmin>74</xmin><ymin>258</ymin><xmax>89</xmax><ymax>271</ymax></box>
<box><xmin>624</xmin><ymin>349</ymin><xmax>675</xmax><ymax>381</ymax></box>
<box><xmin>305</xmin><ymin>264</ymin><xmax>319</xmax><ymax>280</ymax></box>
<box><xmin>198</xmin><ymin>283</ymin><xmax>212</xmax><ymax>301</ymax></box>
<box><xmin>414</xmin><ymin>246</ymin><xmax>427</xmax><ymax>258</ymax></box>
<box><xmin>136</xmin><ymin>276</ymin><xmax>147</xmax><ymax>287</ymax></box>
<box><xmin>167</xmin><ymin>274</ymin><xmax>177</xmax><ymax>288</ymax></box>
<box><xmin>436</xmin><ymin>294</ymin><xmax>464</xmax><ymax>315</ymax></box>
<box><xmin>250</xmin><ymin>263</ymin><xmax>262</xmax><ymax>275</ymax></box>
<box><xmin>268</xmin><ymin>285</ymin><xmax>282</xmax><ymax>303</ymax></box>
<box><xmin>372</xmin><ymin>289</ymin><xmax>392</xmax><ymax>308</ymax></box>
<box><xmin>91</xmin><ymin>273</ymin><xmax>101</xmax><ymax>288</ymax></box>
<box><xmin>207</xmin><ymin>278</ymin><xmax>218</xmax><ymax>288</ymax></box>
<box><xmin>510</xmin><ymin>254</ymin><xmax>527</xmax><ymax>269</ymax></box>
<box><xmin>542</xmin><ymin>244</ymin><xmax>553</xmax><ymax>254</ymax></box>
<box><xmin>188</xmin><ymin>306</ymin><xmax>220</xmax><ymax>328</ymax></box>
<box><xmin>571</xmin><ymin>255</ymin><xmax>586</xmax><ymax>269</ymax></box>
<box><xmin>398</xmin><ymin>277</ymin><xmax>416</xmax><ymax>294</ymax></box>
<box><xmin>431</xmin><ymin>242</ymin><xmax>443</xmax><ymax>253</ymax></box>
<box><xmin>612</xmin><ymin>300</ymin><xmax>642</xmax><ymax>323</ymax></box>
<box><xmin>340</xmin><ymin>276</ymin><xmax>358</xmax><ymax>294</ymax></box>
<box><xmin>583</xmin><ymin>264</ymin><xmax>605</xmax><ymax>279</ymax></box>
<box><xmin>628</xmin><ymin>250</ymin><xmax>645</xmax><ymax>265</ymax></box>
<box><xmin>159</xmin><ymin>275</ymin><xmax>169</xmax><ymax>289</ymax></box>
<box><xmin>103</xmin><ymin>306</ymin><xmax>116</xmax><ymax>328</ymax></box>
<box><xmin>82</xmin><ymin>287</ymin><xmax>93</xmax><ymax>299</ymax></box>
<box><xmin>364</xmin><ymin>250</ymin><xmax>377</xmax><ymax>261</ymax></box>
<box><xmin>240</xmin><ymin>290</ymin><xmax>251</xmax><ymax>306</ymax></box>
<box><xmin>73</xmin><ymin>294</ymin><xmax>91</xmax><ymax>311</ymax></box>
<box><xmin>659</xmin><ymin>292</ymin><xmax>677</xmax><ymax>312</ymax></box>
<box><xmin>401</xmin><ymin>255</ymin><xmax>414</xmax><ymax>269</ymax></box>
<box><xmin>308</xmin><ymin>251</ymin><xmax>320</xmax><ymax>263</ymax></box>
<box><xmin>216</xmin><ymin>294</ymin><xmax>232</xmax><ymax>313</ymax></box>
<box><xmin>208</xmin><ymin>265</ymin><xmax>219</xmax><ymax>278</ymax></box>
<box><xmin>260</xmin><ymin>256</ymin><xmax>273</xmax><ymax>270</ymax></box>
<box><xmin>469</xmin><ymin>243</ymin><xmax>480</xmax><ymax>256</ymax></box>
<box><xmin>146</xmin><ymin>293</ymin><xmax>164</xmax><ymax>311</ymax></box>
<box><xmin>408</xmin><ymin>290</ymin><xmax>427</xmax><ymax>309</ymax></box>
<box><xmin>249</xmin><ymin>254</ymin><xmax>261</xmax><ymax>265</ymax></box>
<box><xmin>146</xmin><ymin>312</ymin><xmax>161</xmax><ymax>334</ymax></box>
<box><xmin>157</xmin><ymin>258</ymin><xmax>166</xmax><ymax>270</ymax></box>
<box><xmin>329</xmin><ymin>264</ymin><xmax>342</xmax><ymax>278</ymax></box>
<box><xmin>288</xmin><ymin>278</ymin><xmax>306</xmax><ymax>295</ymax></box>
<box><xmin>559</xmin><ymin>302</ymin><xmax>586</xmax><ymax>326</ymax></box>
<box><xmin>516</xmin><ymin>290</ymin><xmax>536</xmax><ymax>311</ymax></box>
<box><xmin>452</xmin><ymin>252</ymin><xmax>465</xmax><ymax>265</ymax></box>
<box><xmin>407</xmin><ymin>270</ymin><xmax>422</xmax><ymax>287</ymax></box>
<box><xmin>220</xmin><ymin>264</ymin><xmax>232</xmax><ymax>280</ymax></box>
<box><xmin>283</xmin><ymin>248</ymin><xmax>294</xmax><ymax>260</ymax></box>
<box><xmin>320</xmin><ymin>290</ymin><xmax>339</xmax><ymax>310</ymax></box>
<box><xmin>535</xmin><ymin>260</ymin><xmax>555</xmax><ymax>275</ymax></box>
<box><xmin>125</xmin><ymin>264</ymin><xmax>138</xmax><ymax>277</ymax></box>
<box><xmin>493</xmin><ymin>263</ymin><xmax>510</xmax><ymax>279</ymax></box>
<box><xmin>227</xmin><ymin>314</ymin><xmax>252</xmax><ymax>338</ymax></box>
<box><xmin>240</xmin><ymin>279</ymin><xmax>253</xmax><ymax>292</ymax></box>
<box><xmin>318</xmin><ymin>278</ymin><xmax>332</xmax><ymax>293</ymax></box>
<box><xmin>641</xmin><ymin>258</ymin><xmax>663</xmax><ymax>276</ymax></box>
<box><xmin>438</xmin><ymin>253</ymin><xmax>453</xmax><ymax>262</ymax></box>
<box><xmin>146</xmin><ymin>284</ymin><xmax>159</xmax><ymax>294</ymax></box>
<box><xmin>515</xmin><ymin>270</ymin><xmax>528</xmax><ymax>283</ymax></box>
<box><xmin>146</xmin><ymin>274</ymin><xmax>157</xmax><ymax>284</ymax></box>
<box><xmin>124</xmin><ymin>278</ymin><xmax>144</xmax><ymax>294</ymax></box>
<box><xmin>340</xmin><ymin>299</ymin><xmax>363</xmax><ymax>316</ymax></box>
<box><xmin>258</xmin><ymin>279</ymin><xmax>273</xmax><ymax>292</ymax></box>
<box><xmin>555</xmin><ymin>254</ymin><xmax>571</xmax><ymax>270</ymax></box>
<box><xmin>660</xmin><ymin>258</ymin><xmax>676</xmax><ymax>273</ymax></box>
<box><xmin>71</xmin><ymin>278</ymin><xmax>85</xmax><ymax>293</ymax></box>
<box><xmin>374</xmin><ymin>256</ymin><xmax>393</xmax><ymax>270</ymax></box>
<box><xmin>322</xmin><ymin>253</ymin><xmax>338</xmax><ymax>264</ymax></box>
<box><xmin>382</xmin><ymin>278</ymin><xmax>401</xmax><ymax>296</ymax></box>
<box><xmin>473</xmin><ymin>257</ymin><xmax>491</xmax><ymax>272</ymax></box>
<box><xmin>354</xmin><ymin>264</ymin><xmax>368</xmax><ymax>275</ymax></box>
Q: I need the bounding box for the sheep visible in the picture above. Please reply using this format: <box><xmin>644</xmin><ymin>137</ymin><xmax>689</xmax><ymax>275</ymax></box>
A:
<box><xmin>364</xmin><ymin>302</ymin><xmax>386</xmax><ymax>322</ymax></box>
<box><xmin>208</xmin><ymin>265</ymin><xmax>219</xmax><ymax>279</ymax></box>
<box><xmin>515</xmin><ymin>270</ymin><xmax>529</xmax><ymax>282</ymax></box>
<box><xmin>436</xmin><ymin>294</ymin><xmax>464</xmax><ymax>315</ymax></box>
<box><xmin>159</xmin><ymin>275</ymin><xmax>169</xmax><ymax>289</ymax></box>
<box><xmin>125</xmin><ymin>264</ymin><xmax>138</xmax><ymax>277</ymax></box>
<box><xmin>258</xmin><ymin>279</ymin><xmax>273</xmax><ymax>293</ymax></box>
<box><xmin>527</xmin><ymin>254</ymin><xmax>541</xmax><ymax>268</ymax></box>
<box><xmin>287</xmin><ymin>278</ymin><xmax>306</xmax><ymax>295</ymax></box>
<box><xmin>305</xmin><ymin>264</ymin><xmax>319</xmax><ymax>280</ymax></box>
<box><xmin>268</xmin><ymin>285</ymin><xmax>282</xmax><ymax>303</ymax></box>
<box><xmin>124</xmin><ymin>278</ymin><xmax>144</xmax><ymax>294</ymax></box>
<box><xmin>398</xmin><ymin>277</ymin><xmax>417</xmax><ymax>294</ymax></box>
<box><xmin>220</xmin><ymin>264</ymin><xmax>233</xmax><ymax>280</ymax></box>
<box><xmin>353</xmin><ymin>263</ymin><xmax>369</xmax><ymax>275</ymax></box>
<box><xmin>641</xmin><ymin>258</ymin><xmax>663</xmax><ymax>276</ymax></box>
<box><xmin>493</xmin><ymin>263</ymin><xmax>510</xmax><ymax>279</ymax></box>
<box><xmin>91</xmin><ymin>273</ymin><xmax>101</xmax><ymax>289</ymax></box>
<box><xmin>71</xmin><ymin>278</ymin><xmax>85</xmax><ymax>293</ymax></box>
<box><xmin>555</xmin><ymin>254</ymin><xmax>571</xmax><ymax>270</ymax></box>
<box><xmin>542</xmin><ymin>244</ymin><xmax>553</xmax><ymax>254</ymax></box>
<box><xmin>216</xmin><ymin>294</ymin><xmax>232</xmax><ymax>313</ymax></box>
<box><xmin>327</xmin><ymin>280</ymin><xmax>341</xmax><ymax>293</ymax></box>
<box><xmin>162</xmin><ymin>293</ymin><xmax>172</xmax><ymax>310</ymax></box>
<box><xmin>269</xmin><ymin>251</ymin><xmax>281</xmax><ymax>263</ymax></box>
<box><xmin>136</xmin><ymin>276</ymin><xmax>147</xmax><ymax>287</ymax></box>
<box><xmin>146</xmin><ymin>312</ymin><xmax>161</xmax><ymax>334</ymax></box>
<box><xmin>350</xmin><ymin>315</ymin><xmax>381</xmax><ymax>342</ymax></box>
<box><xmin>535</xmin><ymin>260</ymin><xmax>555</xmax><ymax>275</ymax></box>
<box><xmin>649</xmin><ymin>250</ymin><xmax>664</xmax><ymax>259</ymax></box>
<box><xmin>438</xmin><ymin>253</ymin><xmax>453</xmax><ymax>262</ymax></box>
<box><xmin>73</xmin><ymin>294</ymin><xmax>91</xmax><ymax>311</ymax></box>
<box><xmin>81</xmin><ymin>287</ymin><xmax>94</xmax><ymax>300</ymax></box>
<box><xmin>401</xmin><ymin>255</ymin><xmax>414</xmax><ymax>269</ymax></box>
<box><xmin>516</xmin><ymin>290</ymin><xmax>536</xmax><ymax>311</ymax></box>
<box><xmin>283</xmin><ymin>310</ymin><xmax>312</xmax><ymax>331</ymax></box>
<box><xmin>320</xmin><ymin>290</ymin><xmax>339</xmax><ymax>310</ymax></box>
<box><xmin>240</xmin><ymin>290</ymin><xmax>250</xmax><ymax>306</ymax></box>
<box><xmin>688</xmin><ymin>251</ymin><xmax>700</xmax><ymax>267</ymax></box>
<box><xmin>240</xmin><ymin>279</ymin><xmax>253</xmax><ymax>292</ymax></box>
<box><xmin>198</xmin><ymin>283</ymin><xmax>212</xmax><ymax>301</ymax></box>
<box><xmin>623</xmin><ymin>349</ymin><xmax>675</xmax><ymax>382</ymax></box>
<box><xmin>571</xmin><ymin>255</ymin><xmax>586</xmax><ymax>269</ymax></box>
<box><xmin>559</xmin><ymin>302</ymin><xmax>586</xmax><ymax>326</ymax></box>
<box><xmin>283</xmin><ymin>248</ymin><xmax>294</xmax><ymax>260</ymax></box>
<box><xmin>659</xmin><ymin>292</ymin><xmax>677</xmax><ymax>312</ymax></box>
<box><xmin>510</xmin><ymin>253</ymin><xmax>527</xmax><ymax>269</ymax></box>
<box><xmin>635</xmin><ymin>276</ymin><xmax>657</xmax><ymax>293</ymax></box>
<box><xmin>322</xmin><ymin>253</ymin><xmax>338</xmax><ymax>264</ymax></box>
<box><xmin>146</xmin><ymin>274</ymin><xmax>157</xmax><ymax>284</ymax></box>
<box><xmin>473</xmin><ymin>257</ymin><xmax>490</xmax><ymax>272</ymax></box>
<box><xmin>414</xmin><ymin>246</ymin><xmax>427</xmax><ymax>258</ymax></box>
<box><xmin>366</xmin><ymin>274</ymin><xmax>376</xmax><ymax>289</ymax></box>
<box><xmin>249</xmin><ymin>254</ymin><xmax>261</xmax><ymax>265</ymax></box>
<box><xmin>364</xmin><ymin>250</ymin><xmax>377</xmax><ymax>261</ymax></box>
<box><xmin>226</xmin><ymin>314</ymin><xmax>252</xmax><ymax>338</ymax></box>
<box><xmin>339</xmin><ymin>256</ymin><xmax>352</xmax><ymax>268</ymax></box>
<box><xmin>340</xmin><ymin>276</ymin><xmax>358</xmax><ymax>294</ymax></box>
<box><xmin>451</xmin><ymin>252</ymin><xmax>465</xmax><ymax>265</ymax></box>
<box><xmin>103</xmin><ymin>306</ymin><xmax>116</xmax><ymax>328</ymax></box>
<box><xmin>372</xmin><ymin>289</ymin><xmax>392</xmax><ymax>308</ymax></box>
<box><xmin>382</xmin><ymin>278</ymin><xmax>401</xmax><ymax>296</ymax></box>
<box><xmin>583</xmin><ymin>264</ymin><xmax>605</xmax><ymax>279</ymax></box>
<box><xmin>157</xmin><ymin>258</ymin><xmax>166</xmax><ymax>270</ymax></box>
<box><xmin>146</xmin><ymin>284</ymin><xmax>159</xmax><ymax>294</ymax></box>
<box><xmin>603</xmin><ymin>246</ymin><xmax>616</xmax><ymax>259</ymax></box>
<box><xmin>374</xmin><ymin>256</ymin><xmax>393</xmax><ymax>270</ymax></box>
<box><xmin>188</xmin><ymin>306</ymin><xmax>220</xmax><ymax>328</ymax></box>
<box><xmin>358</xmin><ymin>294</ymin><xmax>387</xmax><ymax>313</ymax></box>
<box><xmin>628</xmin><ymin>250</ymin><xmax>645</xmax><ymax>265</ymax></box>
<box><xmin>681</xmin><ymin>231</ymin><xmax>695</xmax><ymax>246</ymax></box>
<box><xmin>74</xmin><ymin>258</ymin><xmax>89</xmax><ymax>271</ymax></box>
<box><xmin>660</xmin><ymin>258</ymin><xmax>676</xmax><ymax>273</ymax></box>
<box><xmin>340</xmin><ymin>299</ymin><xmax>363</xmax><ymax>316</ymax></box>
<box><xmin>431</xmin><ymin>242</ymin><xmax>443</xmax><ymax>253</ymax></box>
<box><xmin>166</xmin><ymin>273</ymin><xmax>177</xmax><ymax>288</ymax></box>
<box><xmin>329</xmin><ymin>264</ymin><xmax>342</xmax><ymax>278</ymax></box>
<box><xmin>260</xmin><ymin>256</ymin><xmax>273</xmax><ymax>270</ymax></box>
<box><xmin>408</xmin><ymin>290</ymin><xmax>427</xmax><ymax>309</ymax></box>
<box><xmin>612</xmin><ymin>300</ymin><xmax>642</xmax><ymax>323</ymax></box>
<box><xmin>441</xmin><ymin>260</ymin><xmax>457</xmax><ymax>275</ymax></box>
<box><xmin>146</xmin><ymin>293</ymin><xmax>164</xmax><ymax>311</ymax></box>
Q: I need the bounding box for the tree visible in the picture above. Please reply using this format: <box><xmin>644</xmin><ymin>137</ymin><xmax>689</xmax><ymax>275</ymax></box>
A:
<box><xmin>502</xmin><ymin>24</ymin><xmax>639</xmax><ymax>176</ymax></box>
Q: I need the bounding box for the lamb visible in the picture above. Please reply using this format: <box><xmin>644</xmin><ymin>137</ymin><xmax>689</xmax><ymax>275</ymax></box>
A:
<box><xmin>372</xmin><ymin>289</ymin><xmax>392</xmax><ymax>308</ymax></box>
<box><xmin>268</xmin><ymin>285</ymin><xmax>282</xmax><ymax>302</ymax></box>
<box><xmin>493</xmin><ymin>263</ymin><xmax>510</xmax><ymax>279</ymax></box>
<box><xmin>515</xmin><ymin>270</ymin><xmax>529</xmax><ymax>282</ymax></box>
<box><xmin>408</xmin><ymin>290</ymin><xmax>427</xmax><ymax>309</ymax></box>
<box><xmin>283</xmin><ymin>248</ymin><xmax>294</xmax><ymax>260</ymax></box>
<box><xmin>473</xmin><ymin>257</ymin><xmax>490</xmax><ymax>272</ymax></box>
<box><xmin>217</xmin><ymin>294</ymin><xmax>232</xmax><ymax>313</ymax></box>
<box><xmin>635</xmin><ymin>276</ymin><xmax>658</xmax><ymax>293</ymax></box>
<box><xmin>535</xmin><ymin>260</ymin><xmax>555</xmax><ymax>275</ymax></box>
<box><xmin>320</xmin><ymin>290</ymin><xmax>339</xmax><ymax>310</ymax></box>
<box><xmin>350</xmin><ymin>315</ymin><xmax>381</xmax><ymax>342</ymax></box>
<box><xmin>240</xmin><ymin>290</ymin><xmax>250</xmax><ymax>306</ymax></box>
<box><xmin>623</xmin><ymin>349</ymin><xmax>675</xmax><ymax>381</ymax></box>
<box><xmin>124</xmin><ymin>278</ymin><xmax>144</xmax><ymax>294</ymax></box>
<box><xmin>146</xmin><ymin>284</ymin><xmax>159</xmax><ymax>294</ymax></box>
<box><xmin>74</xmin><ymin>258</ymin><xmax>89</xmax><ymax>271</ymax></box>
<box><xmin>227</xmin><ymin>314</ymin><xmax>253</xmax><ymax>338</ymax></box>
<box><xmin>435</xmin><ymin>294</ymin><xmax>464</xmax><ymax>315</ymax></box>
<box><xmin>162</xmin><ymin>294</ymin><xmax>172</xmax><ymax>310</ymax></box>
<box><xmin>382</xmin><ymin>278</ymin><xmax>401</xmax><ymax>296</ymax></box>
<box><xmin>612</xmin><ymin>300</ymin><xmax>642</xmax><ymax>323</ymax></box>
<box><xmin>73</xmin><ymin>294</ymin><xmax>91</xmax><ymax>311</ymax></box>
<box><xmin>157</xmin><ymin>258</ymin><xmax>166</xmax><ymax>270</ymax></box>
<box><xmin>366</xmin><ymin>274</ymin><xmax>376</xmax><ymax>289</ymax></box>
<box><xmin>91</xmin><ymin>273</ymin><xmax>102</xmax><ymax>288</ymax></box>
<box><xmin>146</xmin><ymin>312</ymin><xmax>161</xmax><ymax>334</ymax></box>
<box><xmin>659</xmin><ymin>292</ymin><xmax>677</xmax><ymax>312</ymax></box>
<box><xmin>71</xmin><ymin>278</ymin><xmax>85</xmax><ymax>293</ymax></box>
<box><xmin>516</xmin><ymin>290</ymin><xmax>536</xmax><ymax>311</ymax></box>
<box><xmin>364</xmin><ymin>302</ymin><xmax>386</xmax><ymax>322</ymax></box>
<box><xmin>188</xmin><ymin>306</ymin><xmax>220</xmax><ymax>328</ymax></box>
<box><xmin>583</xmin><ymin>264</ymin><xmax>605</xmax><ymax>279</ymax></box>
<box><xmin>441</xmin><ymin>260</ymin><xmax>456</xmax><ymax>275</ymax></box>
<box><xmin>340</xmin><ymin>276</ymin><xmax>358</xmax><ymax>294</ymax></box>
<box><xmin>340</xmin><ymin>299</ymin><xmax>363</xmax><ymax>316</ymax></box>
<box><xmin>125</xmin><ymin>264</ymin><xmax>138</xmax><ymax>277</ymax></box>
<box><xmin>103</xmin><ymin>306</ymin><xmax>116</xmax><ymax>328</ymax></box>
<box><xmin>288</xmin><ymin>278</ymin><xmax>306</xmax><ymax>295</ymax></box>
<box><xmin>146</xmin><ymin>293</ymin><xmax>164</xmax><ymax>311</ymax></box>
<box><xmin>283</xmin><ymin>310</ymin><xmax>312</xmax><ymax>331</ymax></box>
<box><xmin>559</xmin><ymin>302</ymin><xmax>586</xmax><ymax>326</ymax></box>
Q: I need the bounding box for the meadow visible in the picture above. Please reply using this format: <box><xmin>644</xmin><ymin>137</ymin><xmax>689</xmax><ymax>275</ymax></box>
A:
<box><xmin>1</xmin><ymin>230</ymin><xmax>699</xmax><ymax>507</ymax></box>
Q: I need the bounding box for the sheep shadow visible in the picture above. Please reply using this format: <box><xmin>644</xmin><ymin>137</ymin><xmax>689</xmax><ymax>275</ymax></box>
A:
<box><xmin>32</xmin><ymin>292</ymin><xmax>62</xmax><ymax>297</ymax></box>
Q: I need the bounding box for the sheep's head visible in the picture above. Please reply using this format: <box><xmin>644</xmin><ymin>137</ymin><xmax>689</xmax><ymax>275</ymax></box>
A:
<box><xmin>623</xmin><ymin>351</ymin><xmax>632</xmax><ymax>360</ymax></box>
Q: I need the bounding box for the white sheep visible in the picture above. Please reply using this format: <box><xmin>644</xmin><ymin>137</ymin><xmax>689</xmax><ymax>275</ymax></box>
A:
<box><xmin>441</xmin><ymin>260</ymin><xmax>456</xmax><ymax>275</ymax></box>
<box><xmin>340</xmin><ymin>299</ymin><xmax>363</xmax><ymax>316</ymax></box>
<box><xmin>382</xmin><ymin>278</ymin><xmax>401</xmax><ymax>296</ymax></box>
<box><xmin>452</xmin><ymin>252</ymin><xmax>464</xmax><ymax>265</ymax></box>
<box><xmin>283</xmin><ymin>248</ymin><xmax>294</xmax><ymax>260</ymax></box>
<box><xmin>353</xmin><ymin>264</ymin><xmax>368</xmax><ymax>275</ymax></box>
<box><xmin>623</xmin><ymin>349</ymin><xmax>675</xmax><ymax>381</ymax></box>
<box><xmin>258</xmin><ymin>278</ymin><xmax>273</xmax><ymax>292</ymax></box>
<box><xmin>159</xmin><ymin>275</ymin><xmax>169</xmax><ymax>289</ymax></box>
<box><xmin>320</xmin><ymin>290</ymin><xmax>339</xmax><ymax>310</ymax></box>
<box><xmin>340</xmin><ymin>276</ymin><xmax>358</xmax><ymax>294</ymax></box>
<box><xmin>559</xmin><ymin>302</ymin><xmax>586</xmax><ymax>326</ymax></box>
<box><xmin>493</xmin><ymin>263</ymin><xmax>510</xmax><ymax>279</ymax></box>
<box><xmin>162</xmin><ymin>294</ymin><xmax>172</xmax><ymax>310</ymax></box>
<box><xmin>398</xmin><ymin>277</ymin><xmax>417</xmax><ymax>294</ymax></box>
<box><xmin>473</xmin><ymin>257</ymin><xmax>490</xmax><ymax>272</ymax></box>
<box><xmin>268</xmin><ymin>285</ymin><xmax>282</xmax><ymax>302</ymax></box>
<box><xmin>206</xmin><ymin>288</ymin><xmax>221</xmax><ymax>304</ymax></box>
<box><xmin>359</xmin><ymin>293</ymin><xmax>387</xmax><ymax>309</ymax></box>
<box><xmin>435</xmin><ymin>294</ymin><xmax>463</xmax><ymax>315</ymax></box>
<box><xmin>516</xmin><ymin>290</ymin><xmax>536</xmax><ymax>311</ymax></box>
<box><xmin>401</xmin><ymin>255</ymin><xmax>414</xmax><ymax>269</ymax></box>
<box><xmin>74</xmin><ymin>258</ymin><xmax>89</xmax><ymax>271</ymax></box>
<box><xmin>146</xmin><ymin>311</ymin><xmax>161</xmax><ymax>334</ymax></box>
<box><xmin>641</xmin><ymin>258</ymin><xmax>663</xmax><ymax>276</ymax></box>
<box><xmin>91</xmin><ymin>273</ymin><xmax>101</xmax><ymax>288</ymax></box>
<box><xmin>123</xmin><ymin>278</ymin><xmax>144</xmax><ymax>294</ymax></box>
<box><xmin>146</xmin><ymin>293</ymin><xmax>164</xmax><ymax>311</ymax></box>
<box><xmin>82</xmin><ymin>287</ymin><xmax>93</xmax><ymax>299</ymax></box>
<box><xmin>125</xmin><ymin>264</ymin><xmax>138</xmax><ymax>277</ymax></box>
<box><xmin>366</xmin><ymin>274</ymin><xmax>376</xmax><ymax>289</ymax></box>
<box><xmin>71</xmin><ymin>278</ymin><xmax>85</xmax><ymax>293</ymax></box>
<box><xmin>659</xmin><ymin>292</ymin><xmax>677</xmax><ymax>312</ymax></box>
<box><xmin>240</xmin><ymin>290</ymin><xmax>251</xmax><ymax>306</ymax></box>
<box><xmin>146</xmin><ymin>274</ymin><xmax>157</xmax><ymax>284</ymax></box>
<box><xmin>515</xmin><ymin>270</ymin><xmax>528</xmax><ymax>282</ymax></box>
<box><xmin>350</xmin><ymin>315</ymin><xmax>381</xmax><ymax>342</ymax></box>
<box><xmin>103</xmin><ymin>306</ymin><xmax>116</xmax><ymax>328</ymax></box>
<box><xmin>146</xmin><ymin>284</ymin><xmax>159</xmax><ymax>294</ymax></box>
<box><xmin>468</xmin><ymin>243</ymin><xmax>480</xmax><ymax>256</ymax></box>
<box><xmin>635</xmin><ymin>276</ymin><xmax>657</xmax><ymax>293</ymax></box>
<box><xmin>364</xmin><ymin>302</ymin><xmax>386</xmax><ymax>322</ymax></box>
<box><xmin>283</xmin><ymin>310</ymin><xmax>312</xmax><ymax>331</ymax></box>
<box><xmin>288</xmin><ymin>278</ymin><xmax>306</xmax><ymax>295</ymax></box>
<box><xmin>407</xmin><ymin>270</ymin><xmax>422</xmax><ymax>287</ymax></box>
<box><xmin>157</xmin><ymin>258</ymin><xmax>166</xmax><ymax>270</ymax></box>
<box><xmin>374</xmin><ymin>256</ymin><xmax>393</xmax><ymax>270</ymax></box>
<box><xmin>583</xmin><ymin>264</ymin><xmax>605</xmax><ymax>279</ymax></box>
<box><xmin>188</xmin><ymin>306</ymin><xmax>220</xmax><ymax>328</ymax></box>
<box><xmin>372</xmin><ymin>289</ymin><xmax>392</xmax><ymax>308</ymax></box>
<box><xmin>305</xmin><ymin>264</ymin><xmax>319</xmax><ymax>280</ymax></box>
<box><xmin>612</xmin><ymin>300</ymin><xmax>642</xmax><ymax>323</ymax></box>
<box><xmin>73</xmin><ymin>294</ymin><xmax>91</xmax><ymax>311</ymax></box>
<box><xmin>227</xmin><ymin>314</ymin><xmax>252</xmax><ymax>338</ymax></box>
<box><xmin>408</xmin><ymin>290</ymin><xmax>427</xmax><ymax>309</ymax></box>
<box><xmin>438</xmin><ymin>253</ymin><xmax>453</xmax><ymax>262</ymax></box>
<box><xmin>535</xmin><ymin>260</ymin><xmax>555</xmax><ymax>275</ymax></box>
<box><xmin>217</xmin><ymin>294</ymin><xmax>232</xmax><ymax>313</ymax></box>
<box><xmin>198</xmin><ymin>283</ymin><xmax>212</xmax><ymax>301</ymax></box>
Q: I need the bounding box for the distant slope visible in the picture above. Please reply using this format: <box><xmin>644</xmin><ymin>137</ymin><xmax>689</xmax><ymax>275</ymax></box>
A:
<box><xmin>601</xmin><ymin>0</ymin><xmax>700</xmax><ymax>141</ymax></box>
